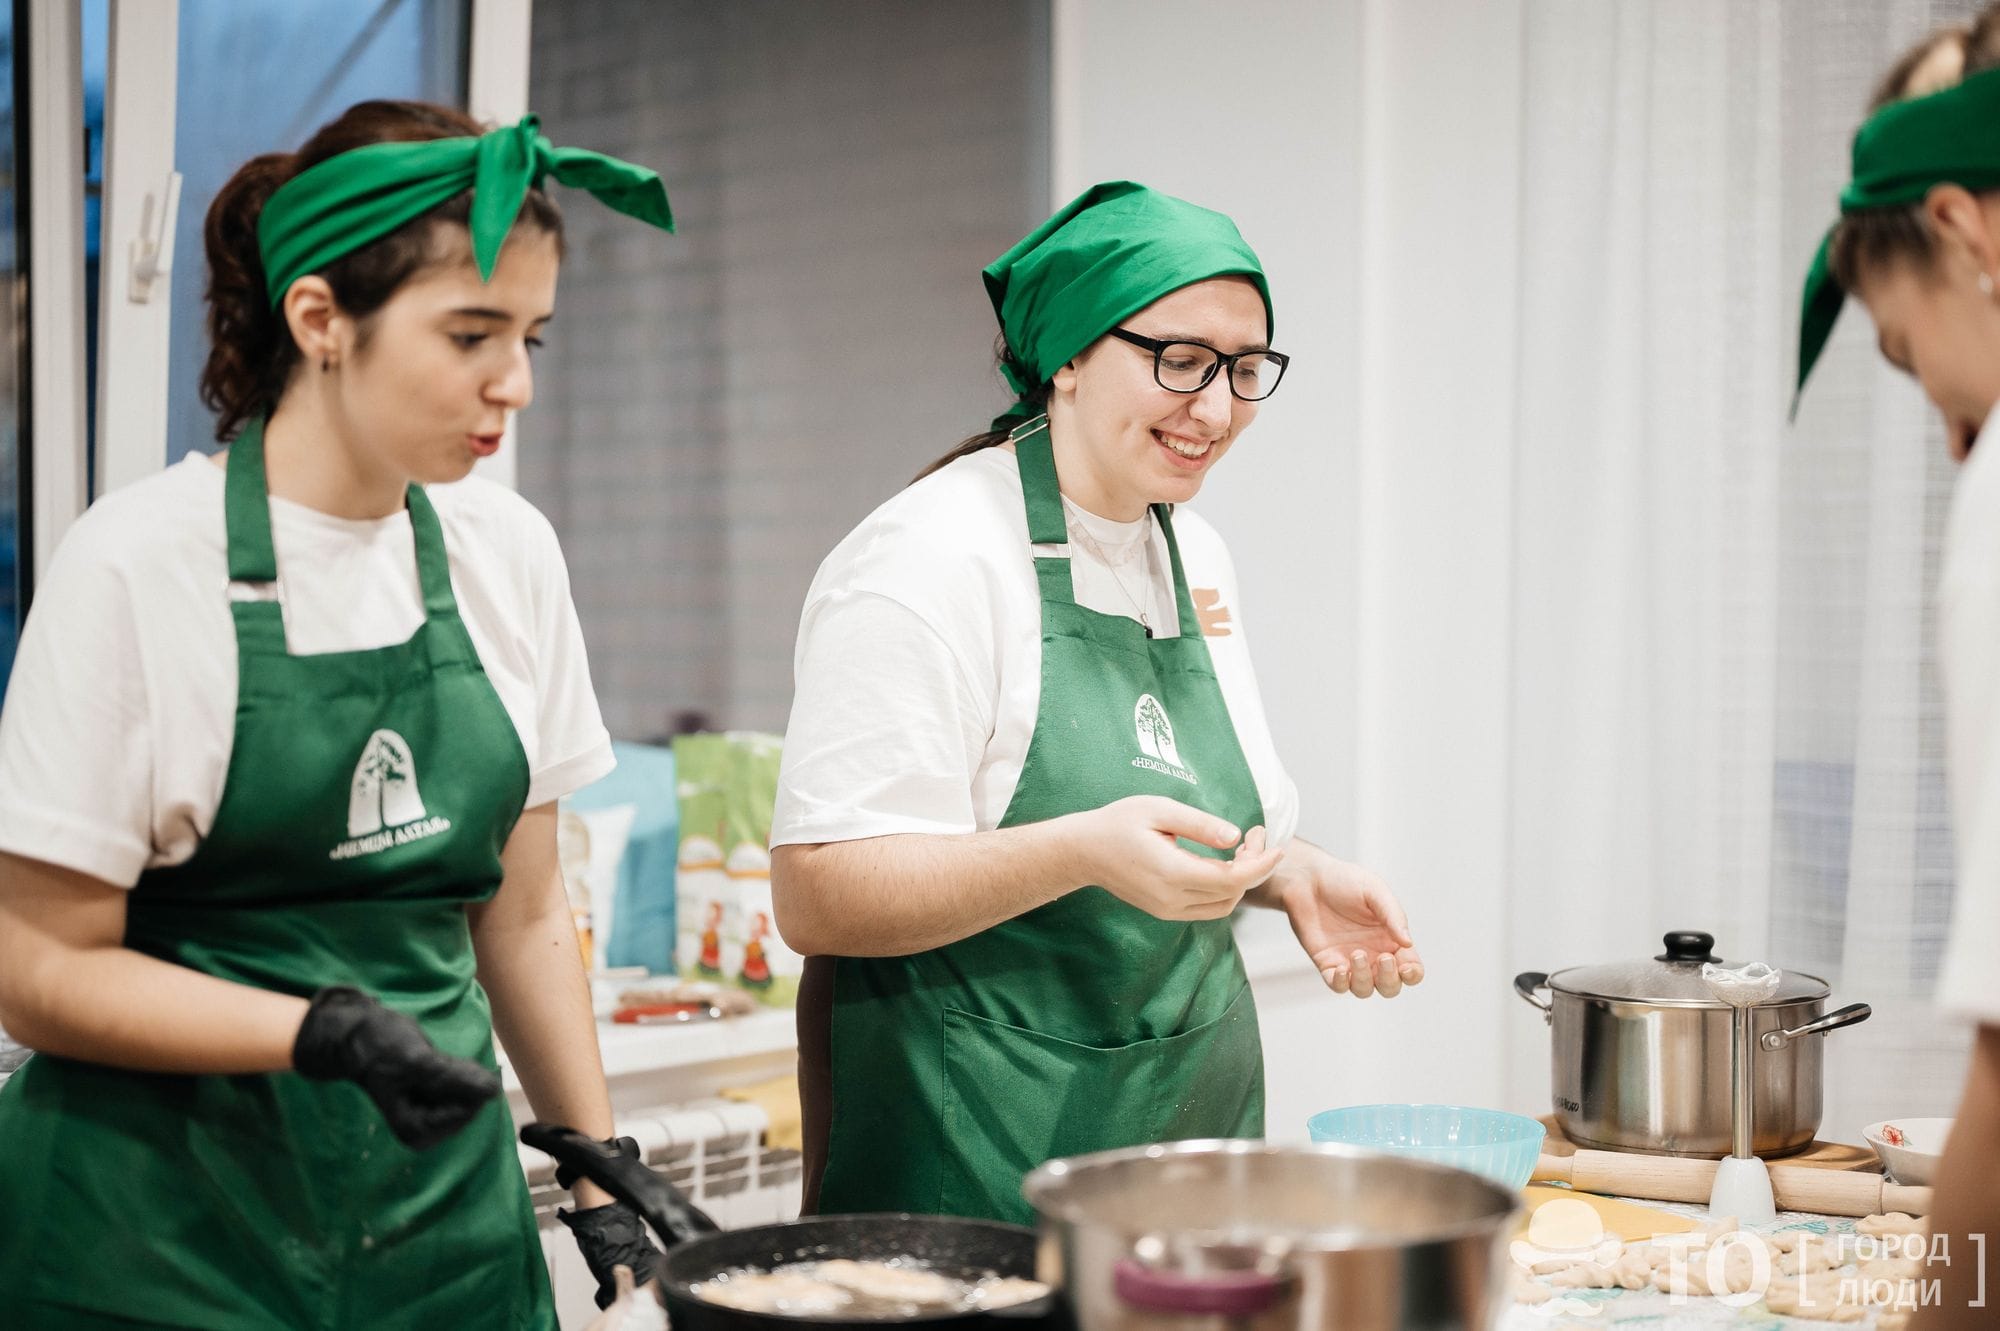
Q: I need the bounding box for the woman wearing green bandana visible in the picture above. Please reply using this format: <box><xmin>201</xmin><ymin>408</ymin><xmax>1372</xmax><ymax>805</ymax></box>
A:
<box><xmin>771</xmin><ymin>181</ymin><xmax>1423</xmax><ymax>1224</ymax></box>
<box><xmin>0</xmin><ymin>101</ymin><xmax>673</xmax><ymax>1327</ymax></box>
<box><xmin>1797</xmin><ymin>14</ymin><xmax>2000</xmax><ymax>1328</ymax></box>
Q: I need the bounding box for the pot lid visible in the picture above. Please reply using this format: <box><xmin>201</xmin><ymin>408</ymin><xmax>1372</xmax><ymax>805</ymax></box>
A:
<box><xmin>1548</xmin><ymin>931</ymin><xmax>1830</xmax><ymax>1006</ymax></box>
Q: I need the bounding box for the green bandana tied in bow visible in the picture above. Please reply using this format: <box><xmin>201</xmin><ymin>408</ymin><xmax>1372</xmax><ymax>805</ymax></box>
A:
<box><xmin>983</xmin><ymin>180</ymin><xmax>1273</xmax><ymax>430</ymax></box>
<box><xmin>1796</xmin><ymin>65</ymin><xmax>2000</xmax><ymax>406</ymax></box>
<box><xmin>258</xmin><ymin>113</ymin><xmax>673</xmax><ymax>307</ymax></box>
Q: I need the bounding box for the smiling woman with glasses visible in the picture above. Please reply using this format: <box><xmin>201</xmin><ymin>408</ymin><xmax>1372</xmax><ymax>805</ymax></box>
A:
<box><xmin>765</xmin><ymin>180</ymin><xmax>1422</xmax><ymax>1227</ymax></box>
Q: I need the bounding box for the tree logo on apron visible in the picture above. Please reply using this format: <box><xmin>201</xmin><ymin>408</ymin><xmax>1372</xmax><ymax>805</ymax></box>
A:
<box><xmin>1132</xmin><ymin>693</ymin><xmax>1197</xmax><ymax>785</ymax></box>
<box><xmin>329</xmin><ymin>729</ymin><xmax>454</xmax><ymax>860</ymax></box>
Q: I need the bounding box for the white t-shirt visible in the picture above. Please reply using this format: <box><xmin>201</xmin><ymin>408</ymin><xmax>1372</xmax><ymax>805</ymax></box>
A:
<box><xmin>772</xmin><ymin>447</ymin><xmax>1299</xmax><ymax>849</ymax></box>
<box><xmin>1938</xmin><ymin>400</ymin><xmax>2000</xmax><ymax>1025</ymax></box>
<box><xmin>0</xmin><ymin>453</ymin><xmax>615</xmax><ymax>888</ymax></box>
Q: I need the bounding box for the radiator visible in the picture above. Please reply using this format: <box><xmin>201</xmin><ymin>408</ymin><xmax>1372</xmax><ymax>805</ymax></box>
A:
<box><xmin>522</xmin><ymin>1097</ymin><xmax>804</xmax><ymax>1328</ymax></box>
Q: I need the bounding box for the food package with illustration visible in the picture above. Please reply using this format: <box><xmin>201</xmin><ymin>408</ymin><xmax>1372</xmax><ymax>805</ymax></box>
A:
<box><xmin>555</xmin><ymin>740</ymin><xmax>682</xmax><ymax>977</ymax></box>
<box><xmin>557</xmin><ymin>802</ymin><xmax>637</xmax><ymax>974</ymax></box>
<box><xmin>673</xmin><ymin>731</ymin><xmax>799</xmax><ymax>1005</ymax></box>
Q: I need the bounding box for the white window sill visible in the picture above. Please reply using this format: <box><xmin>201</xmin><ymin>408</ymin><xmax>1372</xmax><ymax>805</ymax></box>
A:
<box><xmin>499</xmin><ymin>1007</ymin><xmax>799</xmax><ymax>1093</ymax></box>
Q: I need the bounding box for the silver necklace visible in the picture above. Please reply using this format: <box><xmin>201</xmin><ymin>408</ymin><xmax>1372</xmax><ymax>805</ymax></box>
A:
<box><xmin>1068</xmin><ymin>512</ymin><xmax>1158</xmax><ymax>637</ymax></box>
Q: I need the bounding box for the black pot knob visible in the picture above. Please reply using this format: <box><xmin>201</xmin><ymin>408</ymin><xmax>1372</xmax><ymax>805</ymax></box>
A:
<box><xmin>1656</xmin><ymin>930</ymin><xmax>1719</xmax><ymax>964</ymax></box>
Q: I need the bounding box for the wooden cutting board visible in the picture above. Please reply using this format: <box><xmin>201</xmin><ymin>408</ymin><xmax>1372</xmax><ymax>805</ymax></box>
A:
<box><xmin>1517</xmin><ymin>1185</ymin><xmax>1698</xmax><ymax>1241</ymax></box>
<box><xmin>1537</xmin><ymin>1114</ymin><xmax>1880</xmax><ymax>1172</ymax></box>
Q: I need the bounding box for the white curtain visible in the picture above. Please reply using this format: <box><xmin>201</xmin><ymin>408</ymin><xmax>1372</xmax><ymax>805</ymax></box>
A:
<box><xmin>1503</xmin><ymin>0</ymin><xmax>1976</xmax><ymax>1138</ymax></box>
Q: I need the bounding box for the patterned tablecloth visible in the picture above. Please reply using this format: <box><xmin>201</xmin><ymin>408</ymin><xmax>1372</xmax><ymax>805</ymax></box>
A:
<box><xmin>1498</xmin><ymin>1193</ymin><xmax>1939</xmax><ymax>1329</ymax></box>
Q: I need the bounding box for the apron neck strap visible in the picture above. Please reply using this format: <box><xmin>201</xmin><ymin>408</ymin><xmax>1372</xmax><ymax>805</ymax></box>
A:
<box><xmin>225</xmin><ymin>417</ymin><xmax>458</xmax><ymax>621</ymax></box>
<box><xmin>1155</xmin><ymin>501</ymin><xmax>1203</xmax><ymax>640</ymax></box>
<box><xmin>224</xmin><ymin>417</ymin><xmax>281</xmax><ymax>584</ymax></box>
<box><xmin>1013</xmin><ymin>414</ymin><xmax>1202</xmax><ymax>638</ymax></box>
<box><xmin>405</xmin><ymin>486</ymin><xmax>457</xmax><ymax>618</ymax></box>
<box><xmin>1013</xmin><ymin>416</ymin><xmax>1069</xmax><ymax>544</ymax></box>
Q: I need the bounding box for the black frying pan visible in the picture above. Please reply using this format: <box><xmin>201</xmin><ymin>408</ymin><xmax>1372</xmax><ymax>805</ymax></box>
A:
<box><xmin>521</xmin><ymin>1124</ymin><xmax>1061</xmax><ymax>1331</ymax></box>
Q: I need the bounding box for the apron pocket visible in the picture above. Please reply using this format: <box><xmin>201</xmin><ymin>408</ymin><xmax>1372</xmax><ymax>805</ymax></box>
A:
<box><xmin>937</xmin><ymin>984</ymin><xmax>1264</xmax><ymax>1223</ymax></box>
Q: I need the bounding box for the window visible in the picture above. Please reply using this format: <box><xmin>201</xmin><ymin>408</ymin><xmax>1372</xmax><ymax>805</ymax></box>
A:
<box><xmin>1</xmin><ymin>7</ymin><xmax>27</xmax><ymax>695</ymax></box>
<box><xmin>164</xmin><ymin>0</ymin><xmax>467</xmax><ymax>463</ymax></box>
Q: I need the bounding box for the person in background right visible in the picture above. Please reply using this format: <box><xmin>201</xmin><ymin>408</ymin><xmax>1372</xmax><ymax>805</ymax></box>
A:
<box><xmin>1795</xmin><ymin>8</ymin><xmax>2000</xmax><ymax>1327</ymax></box>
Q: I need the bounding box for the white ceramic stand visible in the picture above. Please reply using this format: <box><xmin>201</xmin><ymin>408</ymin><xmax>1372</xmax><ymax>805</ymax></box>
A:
<box><xmin>1702</xmin><ymin>961</ymin><xmax>1783</xmax><ymax>1225</ymax></box>
<box><xmin>1708</xmin><ymin>1151</ymin><xmax>1777</xmax><ymax>1224</ymax></box>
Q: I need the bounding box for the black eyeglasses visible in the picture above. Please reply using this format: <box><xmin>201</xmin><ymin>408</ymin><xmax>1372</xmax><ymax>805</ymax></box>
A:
<box><xmin>1105</xmin><ymin>327</ymin><xmax>1289</xmax><ymax>401</ymax></box>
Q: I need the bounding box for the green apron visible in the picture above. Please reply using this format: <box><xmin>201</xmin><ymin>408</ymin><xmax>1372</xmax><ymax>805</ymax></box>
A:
<box><xmin>816</xmin><ymin>418</ymin><xmax>1267</xmax><ymax>1225</ymax></box>
<box><xmin>0</xmin><ymin>420</ymin><xmax>554</xmax><ymax>1330</ymax></box>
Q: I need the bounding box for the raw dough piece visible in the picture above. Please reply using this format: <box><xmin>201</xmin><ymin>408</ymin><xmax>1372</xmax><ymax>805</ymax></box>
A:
<box><xmin>1765</xmin><ymin>1276</ymin><xmax>1867</xmax><ymax>1321</ymax></box>
<box><xmin>1854</xmin><ymin>1212</ymin><xmax>1926</xmax><ymax>1239</ymax></box>
<box><xmin>1508</xmin><ymin>1268</ymin><xmax>1554</xmax><ymax>1305</ymax></box>
<box><xmin>1547</xmin><ymin>1262</ymin><xmax>1617</xmax><ymax>1289</ymax></box>
<box><xmin>1650</xmin><ymin>1241</ymin><xmax>1759</xmax><ymax>1298</ymax></box>
<box><xmin>1858</xmin><ymin>1256</ymin><xmax>1922</xmax><ymax>1283</ymax></box>
<box><xmin>1608</xmin><ymin>1251</ymin><xmax>1654</xmax><ymax>1290</ymax></box>
<box><xmin>1779</xmin><ymin>1235</ymin><xmax>1841</xmax><ymax>1277</ymax></box>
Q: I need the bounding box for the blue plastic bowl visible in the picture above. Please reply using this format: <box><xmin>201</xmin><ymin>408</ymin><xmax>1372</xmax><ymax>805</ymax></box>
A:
<box><xmin>1306</xmin><ymin>1104</ymin><xmax>1546</xmax><ymax>1190</ymax></box>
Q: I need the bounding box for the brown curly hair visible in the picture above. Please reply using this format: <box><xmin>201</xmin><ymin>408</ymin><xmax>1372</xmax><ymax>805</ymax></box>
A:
<box><xmin>200</xmin><ymin>99</ymin><xmax>565</xmax><ymax>442</ymax></box>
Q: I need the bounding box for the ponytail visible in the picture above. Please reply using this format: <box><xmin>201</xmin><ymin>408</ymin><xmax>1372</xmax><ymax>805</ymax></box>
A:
<box><xmin>911</xmin><ymin>337</ymin><xmax>1050</xmax><ymax>484</ymax></box>
<box><xmin>199</xmin><ymin>154</ymin><xmax>298</xmax><ymax>444</ymax></box>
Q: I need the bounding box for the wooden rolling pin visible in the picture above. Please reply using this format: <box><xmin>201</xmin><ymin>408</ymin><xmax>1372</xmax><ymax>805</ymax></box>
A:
<box><xmin>1533</xmin><ymin>1149</ymin><xmax>1934</xmax><ymax>1217</ymax></box>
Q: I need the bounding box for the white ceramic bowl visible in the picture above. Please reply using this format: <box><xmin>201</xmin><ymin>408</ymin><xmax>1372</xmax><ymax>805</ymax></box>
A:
<box><xmin>1862</xmin><ymin>1117</ymin><xmax>1953</xmax><ymax>1186</ymax></box>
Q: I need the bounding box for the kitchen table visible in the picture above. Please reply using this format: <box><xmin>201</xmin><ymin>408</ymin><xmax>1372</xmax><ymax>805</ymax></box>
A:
<box><xmin>1501</xmin><ymin>1191</ymin><xmax>1937</xmax><ymax>1328</ymax></box>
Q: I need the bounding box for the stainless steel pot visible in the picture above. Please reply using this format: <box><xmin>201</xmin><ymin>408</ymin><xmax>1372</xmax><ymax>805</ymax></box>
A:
<box><xmin>1513</xmin><ymin>930</ymin><xmax>1872</xmax><ymax>1158</ymax></box>
<box><xmin>1023</xmin><ymin>1139</ymin><xmax>1518</xmax><ymax>1331</ymax></box>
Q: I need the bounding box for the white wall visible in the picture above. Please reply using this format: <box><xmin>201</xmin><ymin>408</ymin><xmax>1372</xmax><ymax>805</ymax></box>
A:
<box><xmin>524</xmin><ymin>0</ymin><xmax>1049</xmax><ymax>738</ymax></box>
<box><xmin>1057</xmin><ymin>0</ymin><xmax>1528</xmax><ymax>1132</ymax></box>
<box><xmin>1054</xmin><ymin>0</ymin><xmax>1362</xmax><ymax>864</ymax></box>
<box><xmin>1351</xmin><ymin>0</ymin><xmax>1524</xmax><ymax>1112</ymax></box>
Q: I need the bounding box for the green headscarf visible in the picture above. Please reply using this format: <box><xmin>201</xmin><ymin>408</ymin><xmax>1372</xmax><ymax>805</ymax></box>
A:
<box><xmin>258</xmin><ymin>113</ymin><xmax>673</xmax><ymax>308</ymax></box>
<box><xmin>1796</xmin><ymin>65</ymin><xmax>2000</xmax><ymax>408</ymax></box>
<box><xmin>983</xmin><ymin>180</ymin><xmax>1273</xmax><ymax>431</ymax></box>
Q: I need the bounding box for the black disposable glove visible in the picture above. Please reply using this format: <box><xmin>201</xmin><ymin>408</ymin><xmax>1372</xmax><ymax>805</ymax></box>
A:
<box><xmin>291</xmin><ymin>985</ymin><xmax>500</xmax><ymax>1149</ymax></box>
<box><xmin>556</xmin><ymin>1135</ymin><xmax>665</xmax><ymax>1308</ymax></box>
<box><xmin>560</xmin><ymin>1209</ymin><xmax>664</xmax><ymax>1305</ymax></box>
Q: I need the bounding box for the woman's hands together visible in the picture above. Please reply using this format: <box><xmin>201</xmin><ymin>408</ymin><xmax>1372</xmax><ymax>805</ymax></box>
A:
<box><xmin>1069</xmin><ymin>796</ymin><xmax>1284</xmax><ymax>921</ymax></box>
<box><xmin>1048</xmin><ymin>802</ymin><xmax>1421</xmax><ymax>1001</ymax></box>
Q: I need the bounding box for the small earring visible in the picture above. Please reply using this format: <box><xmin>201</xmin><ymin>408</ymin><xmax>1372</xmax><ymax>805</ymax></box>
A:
<box><xmin>320</xmin><ymin>355</ymin><xmax>331</xmax><ymax>372</ymax></box>
<box><xmin>1981</xmin><ymin>272</ymin><xmax>1996</xmax><ymax>299</ymax></box>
